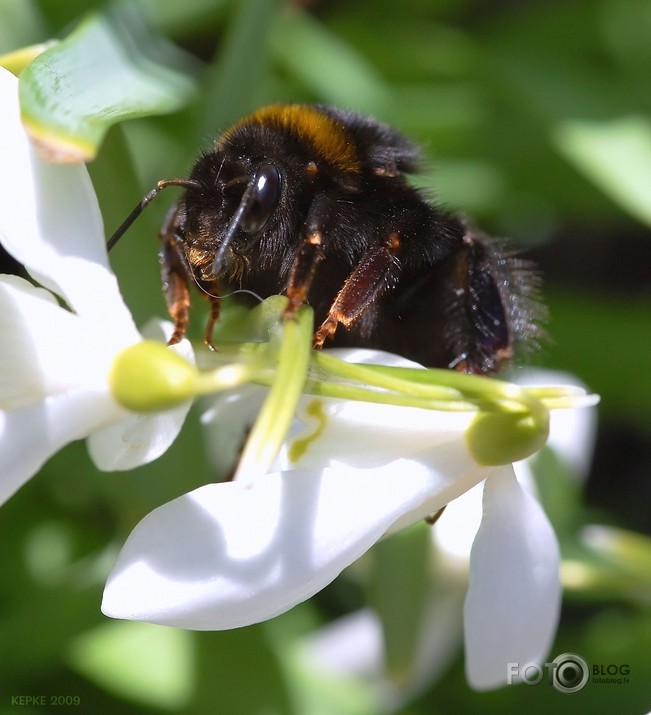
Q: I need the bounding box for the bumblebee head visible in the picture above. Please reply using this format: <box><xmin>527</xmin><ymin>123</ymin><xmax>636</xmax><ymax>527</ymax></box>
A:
<box><xmin>176</xmin><ymin>145</ymin><xmax>292</xmax><ymax>279</ymax></box>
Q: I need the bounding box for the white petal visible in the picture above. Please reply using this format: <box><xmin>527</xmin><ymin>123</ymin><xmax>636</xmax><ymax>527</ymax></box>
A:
<box><xmin>464</xmin><ymin>466</ymin><xmax>561</xmax><ymax>690</ymax></box>
<box><xmin>279</xmin><ymin>397</ymin><xmax>474</xmax><ymax>474</ymax></box>
<box><xmin>103</xmin><ymin>456</ymin><xmax>491</xmax><ymax>629</ymax></box>
<box><xmin>141</xmin><ymin>319</ymin><xmax>195</xmax><ymax>362</ymax></box>
<box><xmin>86</xmin><ymin>320</ymin><xmax>194</xmax><ymax>471</ymax></box>
<box><xmin>433</xmin><ymin>481</ymin><xmax>484</xmax><ymax>565</ymax></box>
<box><xmin>322</xmin><ymin>347</ymin><xmax>426</xmax><ymax>369</ymax></box>
<box><xmin>0</xmin><ymin>388</ymin><xmax>124</xmax><ymax>506</ymax></box>
<box><xmin>0</xmin><ymin>276</ymin><xmax>121</xmax><ymax>407</ymax></box>
<box><xmin>86</xmin><ymin>403</ymin><xmax>192</xmax><ymax>472</ymax></box>
<box><xmin>0</xmin><ymin>67</ymin><xmax>137</xmax><ymax>341</ymax></box>
<box><xmin>275</xmin><ymin>348</ymin><xmax>474</xmax><ymax>473</ymax></box>
<box><xmin>200</xmin><ymin>348</ymin><xmax>438</xmax><ymax>479</ymax></box>
<box><xmin>276</xmin><ymin>372</ymin><xmax>473</xmax><ymax>475</ymax></box>
<box><xmin>200</xmin><ymin>384</ymin><xmax>267</xmax><ymax>477</ymax></box>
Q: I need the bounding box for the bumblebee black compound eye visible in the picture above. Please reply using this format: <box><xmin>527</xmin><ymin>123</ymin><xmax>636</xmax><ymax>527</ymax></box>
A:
<box><xmin>239</xmin><ymin>163</ymin><xmax>282</xmax><ymax>234</ymax></box>
<box><xmin>211</xmin><ymin>163</ymin><xmax>283</xmax><ymax>275</ymax></box>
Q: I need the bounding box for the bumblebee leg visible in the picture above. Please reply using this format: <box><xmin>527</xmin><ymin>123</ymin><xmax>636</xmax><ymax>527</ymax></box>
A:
<box><xmin>199</xmin><ymin>279</ymin><xmax>222</xmax><ymax>351</ymax></box>
<box><xmin>443</xmin><ymin>228</ymin><xmax>520</xmax><ymax>374</ymax></box>
<box><xmin>284</xmin><ymin>194</ymin><xmax>329</xmax><ymax>317</ymax></box>
<box><xmin>314</xmin><ymin>232</ymin><xmax>401</xmax><ymax>348</ymax></box>
<box><xmin>159</xmin><ymin>205</ymin><xmax>192</xmax><ymax>346</ymax></box>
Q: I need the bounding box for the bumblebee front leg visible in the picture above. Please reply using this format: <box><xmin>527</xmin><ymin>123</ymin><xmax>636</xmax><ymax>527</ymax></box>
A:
<box><xmin>159</xmin><ymin>205</ymin><xmax>192</xmax><ymax>346</ymax></box>
<box><xmin>198</xmin><ymin>278</ymin><xmax>222</xmax><ymax>350</ymax></box>
<box><xmin>313</xmin><ymin>232</ymin><xmax>401</xmax><ymax>348</ymax></box>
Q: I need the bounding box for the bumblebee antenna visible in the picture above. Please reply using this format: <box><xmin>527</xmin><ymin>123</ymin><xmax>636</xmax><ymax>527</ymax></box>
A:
<box><xmin>106</xmin><ymin>178</ymin><xmax>201</xmax><ymax>252</ymax></box>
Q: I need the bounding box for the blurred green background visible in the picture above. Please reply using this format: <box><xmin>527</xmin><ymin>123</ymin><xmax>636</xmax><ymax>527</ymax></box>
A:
<box><xmin>1</xmin><ymin>0</ymin><xmax>650</xmax><ymax>712</ymax></box>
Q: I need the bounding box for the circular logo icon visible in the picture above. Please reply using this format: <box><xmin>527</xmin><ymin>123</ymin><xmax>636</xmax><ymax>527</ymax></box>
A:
<box><xmin>551</xmin><ymin>653</ymin><xmax>589</xmax><ymax>693</ymax></box>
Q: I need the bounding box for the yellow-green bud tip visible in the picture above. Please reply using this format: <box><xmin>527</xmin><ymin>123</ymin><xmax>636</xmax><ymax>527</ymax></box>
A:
<box><xmin>466</xmin><ymin>406</ymin><xmax>550</xmax><ymax>466</ymax></box>
<box><xmin>109</xmin><ymin>341</ymin><xmax>198</xmax><ymax>412</ymax></box>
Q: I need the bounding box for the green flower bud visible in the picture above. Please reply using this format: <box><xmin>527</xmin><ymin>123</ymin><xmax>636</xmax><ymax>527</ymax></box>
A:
<box><xmin>110</xmin><ymin>341</ymin><xmax>198</xmax><ymax>412</ymax></box>
<box><xmin>466</xmin><ymin>404</ymin><xmax>550</xmax><ymax>466</ymax></box>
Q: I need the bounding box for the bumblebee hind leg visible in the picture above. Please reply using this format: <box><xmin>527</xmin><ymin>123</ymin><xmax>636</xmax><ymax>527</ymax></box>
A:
<box><xmin>442</xmin><ymin>228</ymin><xmax>542</xmax><ymax>374</ymax></box>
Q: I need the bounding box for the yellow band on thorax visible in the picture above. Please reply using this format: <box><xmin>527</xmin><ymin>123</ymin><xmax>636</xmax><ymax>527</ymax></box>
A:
<box><xmin>223</xmin><ymin>105</ymin><xmax>361</xmax><ymax>173</ymax></box>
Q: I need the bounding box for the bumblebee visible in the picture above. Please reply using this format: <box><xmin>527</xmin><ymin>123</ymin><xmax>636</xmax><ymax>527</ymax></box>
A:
<box><xmin>110</xmin><ymin>104</ymin><xmax>543</xmax><ymax>373</ymax></box>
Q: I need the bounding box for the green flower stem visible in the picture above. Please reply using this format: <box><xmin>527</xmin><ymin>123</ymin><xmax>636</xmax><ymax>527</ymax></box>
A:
<box><xmin>312</xmin><ymin>352</ymin><xmax>463</xmax><ymax>401</ymax></box>
<box><xmin>312</xmin><ymin>351</ymin><xmax>557</xmax><ymax>414</ymax></box>
<box><xmin>192</xmin><ymin>359</ymin><xmax>268</xmax><ymax>396</ymax></box>
<box><xmin>198</xmin><ymin>295</ymin><xmax>593</xmax><ymax>412</ymax></box>
<box><xmin>254</xmin><ymin>370</ymin><xmax>478</xmax><ymax>412</ymax></box>
<box><xmin>306</xmin><ymin>380</ymin><xmax>478</xmax><ymax>412</ymax></box>
<box><xmin>519</xmin><ymin>387</ymin><xmax>600</xmax><ymax>410</ymax></box>
<box><xmin>191</xmin><ymin>293</ymin><xmax>598</xmax><ymax>466</ymax></box>
<box><xmin>202</xmin><ymin>338</ymin><xmax>593</xmax><ymax>411</ymax></box>
<box><xmin>312</xmin><ymin>351</ymin><xmax>551</xmax><ymax>465</ymax></box>
<box><xmin>233</xmin><ymin>306</ymin><xmax>313</xmax><ymax>481</ymax></box>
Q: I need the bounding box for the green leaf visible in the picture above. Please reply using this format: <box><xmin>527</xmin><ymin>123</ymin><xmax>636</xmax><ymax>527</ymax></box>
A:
<box><xmin>135</xmin><ymin>0</ymin><xmax>231</xmax><ymax>37</ymax></box>
<box><xmin>68</xmin><ymin>622</ymin><xmax>194</xmax><ymax>710</ymax></box>
<box><xmin>270</xmin><ymin>9</ymin><xmax>391</xmax><ymax>115</ymax></box>
<box><xmin>368</xmin><ymin>522</ymin><xmax>432</xmax><ymax>685</ymax></box>
<box><xmin>19</xmin><ymin>6</ymin><xmax>198</xmax><ymax>163</ymax></box>
<box><xmin>554</xmin><ymin>116</ymin><xmax>651</xmax><ymax>227</ymax></box>
<box><xmin>287</xmin><ymin>651</ymin><xmax>378</xmax><ymax>715</ymax></box>
<box><xmin>0</xmin><ymin>0</ymin><xmax>45</xmax><ymax>54</ymax></box>
<box><xmin>199</xmin><ymin>0</ymin><xmax>280</xmax><ymax>135</ymax></box>
<box><xmin>583</xmin><ymin>526</ymin><xmax>651</xmax><ymax>582</ymax></box>
<box><xmin>193</xmin><ymin>627</ymin><xmax>294</xmax><ymax>714</ymax></box>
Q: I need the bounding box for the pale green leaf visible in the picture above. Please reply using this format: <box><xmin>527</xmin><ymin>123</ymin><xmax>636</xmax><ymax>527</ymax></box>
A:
<box><xmin>0</xmin><ymin>0</ymin><xmax>45</xmax><ymax>54</ymax></box>
<box><xmin>270</xmin><ymin>9</ymin><xmax>391</xmax><ymax>116</ymax></box>
<box><xmin>19</xmin><ymin>7</ymin><xmax>198</xmax><ymax>163</ymax></box>
<box><xmin>554</xmin><ymin>116</ymin><xmax>651</xmax><ymax>227</ymax></box>
<box><xmin>68</xmin><ymin>622</ymin><xmax>194</xmax><ymax>710</ymax></box>
<box><xmin>199</xmin><ymin>0</ymin><xmax>280</xmax><ymax>135</ymax></box>
<box><xmin>369</xmin><ymin>521</ymin><xmax>432</xmax><ymax>684</ymax></box>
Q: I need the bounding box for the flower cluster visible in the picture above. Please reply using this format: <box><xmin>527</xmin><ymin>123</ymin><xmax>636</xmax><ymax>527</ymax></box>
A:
<box><xmin>0</xmin><ymin>63</ymin><xmax>598</xmax><ymax>691</ymax></box>
<box><xmin>102</xmin><ymin>370</ymin><xmax>567</xmax><ymax>690</ymax></box>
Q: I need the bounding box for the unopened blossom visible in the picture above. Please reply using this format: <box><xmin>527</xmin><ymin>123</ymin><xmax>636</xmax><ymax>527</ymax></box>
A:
<box><xmin>0</xmin><ymin>65</ymin><xmax>193</xmax><ymax>504</ymax></box>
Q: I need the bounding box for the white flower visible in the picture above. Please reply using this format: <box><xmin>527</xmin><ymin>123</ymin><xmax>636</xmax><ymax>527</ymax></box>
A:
<box><xmin>101</xmin><ymin>350</ymin><xmax>589</xmax><ymax>690</ymax></box>
<box><xmin>0</xmin><ymin>65</ymin><xmax>193</xmax><ymax>505</ymax></box>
